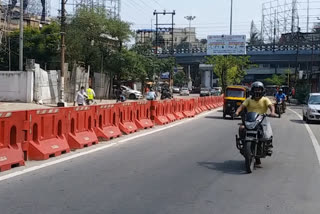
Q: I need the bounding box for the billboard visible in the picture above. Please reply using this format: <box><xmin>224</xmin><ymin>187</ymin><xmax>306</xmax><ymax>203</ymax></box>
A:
<box><xmin>207</xmin><ymin>35</ymin><xmax>246</xmax><ymax>55</ymax></box>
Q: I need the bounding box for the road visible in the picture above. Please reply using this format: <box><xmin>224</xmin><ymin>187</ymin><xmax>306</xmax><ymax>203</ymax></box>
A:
<box><xmin>0</xmin><ymin>106</ymin><xmax>320</xmax><ymax>214</ymax></box>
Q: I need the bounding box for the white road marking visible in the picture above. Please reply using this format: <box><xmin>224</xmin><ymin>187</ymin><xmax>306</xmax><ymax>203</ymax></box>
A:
<box><xmin>0</xmin><ymin>108</ymin><xmax>221</xmax><ymax>182</ymax></box>
<box><xmin>289</xmin><ymin>108</ymin><xmax>320</xmax><ymax>166</ymax></box>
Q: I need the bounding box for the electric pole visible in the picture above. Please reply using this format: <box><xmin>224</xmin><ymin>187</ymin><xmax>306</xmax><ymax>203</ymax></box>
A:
<box><xmin>19</xmin><ymin>0</ymin><xmax>23</xmax><ymax>71</ymax></box>
<box><xmin>230</xmin><ymin>0</ymin><xmax>233</xmax><ymax>35</ymax></box>
<box><xmin>58</xmin><ymin>0</ymin><xmax>67</xmax><ymax>107</ymax></box>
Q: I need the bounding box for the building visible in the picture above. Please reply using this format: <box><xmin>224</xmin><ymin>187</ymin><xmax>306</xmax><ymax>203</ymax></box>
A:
<box><xmin>135</xmin><ymin>27</ymin><xmax>204</xmax><ymax>49</ymax></box>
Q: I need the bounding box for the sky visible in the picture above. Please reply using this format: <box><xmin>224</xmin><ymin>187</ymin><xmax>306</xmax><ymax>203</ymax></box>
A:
<box><xmin>49</xmin><ymin>0</ymin><xmax>320</xmax><ymax>39</ymax></box>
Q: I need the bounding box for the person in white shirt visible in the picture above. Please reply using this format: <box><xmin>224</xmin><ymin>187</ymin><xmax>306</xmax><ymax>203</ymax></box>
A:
<box><xmin>146</xmin><ymin>88</ymin><xmax>157</xmax><ymax>101</ymax></box>
<box><xmin>74</xmin><ymin>86</ymin><xmax>88</xmax><ymax>106</ymax></box>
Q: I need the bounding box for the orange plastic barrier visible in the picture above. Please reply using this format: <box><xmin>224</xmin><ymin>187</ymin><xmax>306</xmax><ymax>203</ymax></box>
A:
<box><xmin>193</xmin><ymin>98</ymin><xmax>202</xmax><ymax>115</ymax></box>
<box><xmin>67</xmin><ymin>106</ymin><xmax>98</xmax><ymax>149</ymax></box>
<box><xmin>206</xmin><ymin>97</ymin><xmax>214</xmax><ymax>109</ymax></box>
<box><xmin>0</xmin><ymin>111</ymin><xmax>27</xmax><ymax>171</ymax></box>
<box><xmin>172</xmin><ymin>99</ymin><xmax>185</xmax><ymax>120</ymax></box>
<box><xmin>135</xmin><ymin>101</ymin><xmax>154</xmax><ymax>129</ymax></box>
<box><xmin>199</xmin><ymin>97</ymin><xmax>208</xmax><ymax>111</ymax></box>
<box><xmin>119</xmin><ymin>102</ymin><xmax>138</xmax><ymax>134</ymax></box>
<box><xmin>26</xmin><ymin>108</ymin><xmax>70</xmax><ymax>160</ymax></box>
<box><xmin>95</xmin><ymin>104</ymin><xmax>122</xmax><ymax>140</ymax></box>
<box><xmin>151</xmin><ymin>100</ymin><xmax>170</xmax><ymax>125</ymax></box>
<box><xmin>164</xmin><ymin>100</ymin><xmax>177</xmax><ymax>122</ymax></box>
<box><xmin>183</xmin><ymin>99</ymin><xmax>196</xmax><ymax>118</ymax></box>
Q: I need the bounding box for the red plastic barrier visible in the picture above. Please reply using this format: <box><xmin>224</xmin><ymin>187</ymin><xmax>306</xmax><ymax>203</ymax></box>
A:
<box><xmin>193</xmin><ymin>98</ymin><xmax>202</xmax><ymax>115</ymax></box>
<box><xmin>95</xmin><ymin>104</ymin><xmax>122</xmax><ymax>140</ymax></box>
<box><xmin>172</xmin><ymin>99</ymin><xmax>185</xmax><ymax>120</ymax></box>
<box><xmin>164</xmin><ymin>100</ymin><xmax>177</xmax><ymax>122</ymax></box>
<box><xmin>151</xmin><ymin>100</ymin><xmax>170</xmax><ymax>125</ymax></box>
<box><xmin>183</xmin><ymin>99</ymin><xmax>196</xmax><ymax>118</ymax></box>
<box><xmin>67</xmin><ymin>106</ymin><xmax>98</xmax><ymax>149</ymax></box>
<box><xmin>0</xmin><ymin>111</ymin><xmax>27</xmax><ymax>171</ymax></box>
<box><xmin>119</xmin><ymin>102</ymin><xmax>138</xmax><ymax>134</ymax></box>
<box><xmin>135</xmin><ymin>101</ymin><xmax>154</xmax><ymax>129</ymax></box>
<box><xmin>211</xmin><ymin>96</ymin><xmax>218</xmax><ymax>108</ymax></box>
<box><xmin>26</xmin><ymin>108</ymin><xmax>70</xmax><ymax>160</ymax></box>
<box><xmin>205</xmin><ymin>97</ymin><xmax>214</xmax><ymax>110</ymax></box>
<box><xmin>199</xmin><ymin>97</ymin><xmax>208</xmax><ymax>111</ymax></box>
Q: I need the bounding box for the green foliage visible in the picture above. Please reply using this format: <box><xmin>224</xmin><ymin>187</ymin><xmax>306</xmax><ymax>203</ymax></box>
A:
<box><xmin>0</xmin><ymin>22</ymin><xmax>60</xmax><ymax>70</ymax></box>
<box><xmin>174</xmin><ymin>71</ymin><xmax>187</xmax><ymax>87</ymax></box>
<box><xmin>296</xmin><ymin>80</ymin><xmax>311</xmax><ymax>103</ymax></box>
<box><xmin>205</xmin><ymin>55</ymin><xmax>251</xmax><ymax>92</ymax></box>
<box><xmin>264</xmin><ymin>74</ymin><xmax>286</xmax><ymax>86</ymax></box>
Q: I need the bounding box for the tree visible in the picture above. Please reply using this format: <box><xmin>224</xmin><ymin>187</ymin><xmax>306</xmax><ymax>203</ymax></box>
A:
<box><xmin>174</xmin><ymin>71</ymin><xmax>187</xmax><ymax>87</ymax></box>
<box><xmin>264</xmin><ymin>74</ymin><xmax>286</xmax><ymax>86</ymax></box>
<box><xmin>0</xmin><ymin>22</ymin><xmax>60</xmax><ymax>70</ymax></box>
<box><xmin>66</xmin><ymin>7</ymin><xmax>132</xmax><ymax>75</ymax></box>
<box><xmin>249</xmin><ymin>20</ymin><xmax>263</xmax><ymax>45</ymax></box>
<box><xmin>205</xmin><ymin>55</ymin><xmax>251</xmax><ymax>93</ymax></box>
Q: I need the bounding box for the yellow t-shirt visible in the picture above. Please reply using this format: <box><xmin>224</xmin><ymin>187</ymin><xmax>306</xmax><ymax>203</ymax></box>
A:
<box><xmin>242</xmin><ymin>97</ymin><xmax>272</xmax><ymax>114</ymax></box>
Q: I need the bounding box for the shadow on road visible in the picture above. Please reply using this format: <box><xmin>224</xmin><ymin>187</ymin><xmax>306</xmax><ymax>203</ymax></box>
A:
<box><xmin>197</xmin><ymin>160</ymin><xmax>246</xmax><ymax>175</ymax></box>
<box><xmin>290</xmin><ymin>119</ymin><xmax>305</xmax><ymax>124</ymax></box>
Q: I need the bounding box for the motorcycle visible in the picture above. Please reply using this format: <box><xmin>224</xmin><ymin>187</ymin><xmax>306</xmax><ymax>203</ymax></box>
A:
<box><xmin>275</xmin><ymin>100</ymin><xmax>284</xmax><ymax>118</ymax></box>
<box><xmin>236</xmin><ymin>112</ymin><xmax>273</xmax><ymax>173</ymax></box>
<box><xmin>160</xmin><ymin>90</ymin><xmax>172</xmax><ymax>100</ymax></box>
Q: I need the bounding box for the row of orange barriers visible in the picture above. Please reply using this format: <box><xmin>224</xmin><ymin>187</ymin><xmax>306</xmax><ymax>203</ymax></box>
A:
<box><xmin>0</xmin><ymin>96</ymin><xmax>223</xmax><ymax>172</ymax></box>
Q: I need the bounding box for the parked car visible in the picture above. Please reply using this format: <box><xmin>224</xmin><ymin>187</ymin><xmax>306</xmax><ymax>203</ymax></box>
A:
<box><xmin>120</xmin><ymin>86</ymin><xmax>143</xmax><ymax>100</ymax></box>
<box><xmin>200</xmin><ymin>88</ymin><xmax>211</xmax><ymax>97</ymax></box>
<box><xmin>172</xmin><ymin>86</ymin><xmax>180</xmax><ymax>93</ymax></box>
<box><xmin>180</xmin><ymin>87</ymin><xmax>190</xmax><ymax>96</ymax></box>
<box><xmin>302</xmin><ymin>93</ymin><xmax>320</xmax><ymax>123</ymax></box>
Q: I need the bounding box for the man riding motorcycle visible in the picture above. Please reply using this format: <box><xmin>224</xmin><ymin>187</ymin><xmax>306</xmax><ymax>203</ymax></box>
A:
<box><xmin>275</xmin><ymin>89</ymin><xmax>286</xmax><ymax>113</ymax></box>
<box><xmin>235</xmin><ymin>81</ymin><xmax>277</xmax><ymax>165</ymax></box>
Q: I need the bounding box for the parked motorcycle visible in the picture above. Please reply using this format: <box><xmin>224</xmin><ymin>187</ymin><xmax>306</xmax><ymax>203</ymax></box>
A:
<box><xmin>236</xmin><ymin>112</ymin><xmax>273</xmax><ymax>173</ymax></box>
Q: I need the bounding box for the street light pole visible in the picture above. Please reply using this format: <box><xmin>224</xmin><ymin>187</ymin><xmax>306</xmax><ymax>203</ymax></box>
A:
<box><xmin>19</xmin><ymin>0</ymin><xmax>23</xmax><ymax>71</ymax></box>
<box><xmin>184</xmin><ymin>16</ymin><xmax>196</xmax><ymax>90</ymax></box>
<box><xmin>230</xmin><ymin>0</ymin><xmax>233</xmax><ymax>35</ymax></box>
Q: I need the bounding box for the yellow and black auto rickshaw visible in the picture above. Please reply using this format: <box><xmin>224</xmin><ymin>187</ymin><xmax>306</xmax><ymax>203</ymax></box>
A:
<box><xmin>223</xmin><ymin>86</ymin><xmax>250</xmax><ymax>119</ymax></box>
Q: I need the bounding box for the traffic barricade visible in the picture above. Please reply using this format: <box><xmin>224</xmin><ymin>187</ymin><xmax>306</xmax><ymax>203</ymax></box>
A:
<box><xmin>206</xmin><ymin>96</ymin><xmax>214</xmax><ymax>109</ymax></box>
<box><xmin>0</xmin><ymin>111</ymin><xmax>27</xmax><ymax>172</ymax></box>
<box><xmin>67</xmin><ymin>106</ymin><xmax>98</xmax><ymax>150</ymax></box>
<box><xmin>119</xmin><ymin>102</ymin><xmax>138</xmax><ymax>134</ymax></box>
<box><xmin>193</xmin><ymin>98</ymin><xmax>202</xmax><ymax>115</ymax></box>
<box><xmin>211</xmin><ymin>96</ymin><xmax>218</xmax><ymax>108</ymax></box>
<box><xmin>135</xmin><ymin>101</ymin><xmax>154</xmax><ymax>129</ymax></box>
<box><xmin>26</xmin><ymin>108</ymin><xmax>70</xmax><ymax>160</ymax></box>
<box><xmin>164</xmin><ymin>100</ymin><xmax>177</xmax><ymax>122</ymax></box>
<box><xmin>172</xmin><ymin>99</ymin><xmax>185</xmax><ymax>120</ymax></box>
<box><xmin>183</xmin><ymin>99</ymin><xmax>196</xmax><ymax>118</ymax></box>
<box><xmin>151</xmin><ymin>100</ymin><xmax>170</xmax><ymax>125</ymax></box>
<box><xmin>199</xmin><ymin>97</ymin><xmax>208</xmax><ymax>111</ymax></box>
<box><xmin>95</xmin><ymin>104</ymin><xmax>122</xmax><ymax>140</ymax></box>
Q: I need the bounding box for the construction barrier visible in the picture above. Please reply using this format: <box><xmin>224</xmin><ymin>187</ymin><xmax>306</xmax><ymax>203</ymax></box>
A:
<box><xmin>0</xmin><ymin>111</ymin><xmax>27</xmax><ymax>172</ymax></box>
<box><xmin>135</xmin><ymin>101</ymin><xmax>154</xmax><ymax>129</ymax></box>
<box><xmin>26</xmin><ymin>108</ymin><xmax>70</xmax><ymax>160</ymax></box>
<box><xmin>119</xmin><ymin>102</ymin><xmax>138</xmax><ymax>134</ymax></box>
<box><xmin>164</xmin><ymin>100</ymin><xmax>177</xmax><ymax>122</ymax></box>
<box><xmin>151</xmin><ymin>100</ymin><xmax>170</xmax><ymax>125</ymax></box>
<box><xmin>193</xmin><ymin>98</ymin><xmax>202</xmax><ymax>115</ymax></box>
<box><xmin>199</xmin><ymin>97</ymin><xmax>208</xmax><ymax>111</ymax></box>
<box><xmin>67</xmin><ymin>106</ymin><xmax>98</xmax><ymax>149</ymax></box>
<box><xmin>205</xmin><ymin>96</ymin><xmax>214</xmax><ymax>109</ymax></box>
<box><xmin>95</xmin><ymin>104</ymin><xmax>122</xmax><ymax>140</ymax></box>
<box><xmin>183</xmin><ymin>99</ymin><xmax>196</xmax><ymax>118</ymax></box>
<box><xmin>172</xmin><ymin>99</ymin><xmax>185</xmax><ymax>120</ymax></box>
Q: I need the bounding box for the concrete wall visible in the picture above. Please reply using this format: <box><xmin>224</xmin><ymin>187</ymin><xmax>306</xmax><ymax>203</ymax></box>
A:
<box><xmin>0</xmin><ymin>71</ymin><xmax>34</xmax><ymax>102</ymax></box>
<box><xmin>33</xmin><ymin>64</ymin><xmax>59</xmax><ymax>104</ymax></box>
<box><xmin>93</xmin><ymin>72</ymin><xmax>111</xmax><ymax>99</ymax></box>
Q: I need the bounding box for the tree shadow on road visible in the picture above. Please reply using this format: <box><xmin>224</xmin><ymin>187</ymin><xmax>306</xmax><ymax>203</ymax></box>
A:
<box><xmin>197</xmin><ymin>160</ymin><xmax>247</xmax><ymax>175</ymax></box>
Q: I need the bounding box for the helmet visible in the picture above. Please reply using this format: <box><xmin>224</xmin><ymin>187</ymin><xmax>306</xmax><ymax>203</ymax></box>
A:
<box><xmin>279</xmin><ymin>89</ymin><xmax>283</xmax><ymax>93</ymax></box>
<box><xmin>251</xmin><ymin>81</ymin><xmax>265</xmax><ymax>99</ymax></box>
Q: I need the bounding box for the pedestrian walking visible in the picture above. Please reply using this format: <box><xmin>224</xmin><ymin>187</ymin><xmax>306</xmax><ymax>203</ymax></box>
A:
<box><xmin>74</xmin><ymin>86</ymin><xmax>87</xmax><ymax>106</ymax></box>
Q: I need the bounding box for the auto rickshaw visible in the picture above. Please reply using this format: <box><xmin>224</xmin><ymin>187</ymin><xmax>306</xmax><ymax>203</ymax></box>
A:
<box><xmin>223</xmin><ymin>86</ymin><xmax>250</xmax><ymax>119</ymax></box>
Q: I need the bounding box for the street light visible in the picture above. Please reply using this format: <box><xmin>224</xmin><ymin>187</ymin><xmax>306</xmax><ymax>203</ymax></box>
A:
<box><xmin>184</xmin><ymin>16</ymin><xmax>196</xmax><ymax>90</ymax></box>
<box><xmin>230</xmin><ymin>0</ymin><xmax>233</xmax><ymax>35</ymax></box>
<box><xmin>184</xmin><ymin>16</ymin><xmax>196</xmax><ymax>50</ymax></box>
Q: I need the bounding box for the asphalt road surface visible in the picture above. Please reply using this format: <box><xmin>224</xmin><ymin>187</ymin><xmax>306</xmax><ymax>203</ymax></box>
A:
<box><xmin>0</xmin><ymin>107</ymin><xmax>320</xmax><ymax>214</ymax></box>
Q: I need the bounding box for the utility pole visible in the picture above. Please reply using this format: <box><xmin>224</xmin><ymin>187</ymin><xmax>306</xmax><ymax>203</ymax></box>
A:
<box><xmin>184</xmin><ymin>15</ymin><xmax>196</xmax><ymax>90</ymax></box>
<box><xmin>58</xmin><ymin>0</ymin><xmax>67</xmax><ymax>107</ymax></box>
<box><xmin>294</xmin><ymin>27</ymin><xmax>301</xmax><ymax>87</ymax></box>
<box><xmin>230</xmin><ymin>0</ymin><xmax>233</xmax><ymax>35</ymax></box>
<box><xmin>19</xmin><ymin>0</ymin><xmax>23</xmax><ymax>71</ymax></box>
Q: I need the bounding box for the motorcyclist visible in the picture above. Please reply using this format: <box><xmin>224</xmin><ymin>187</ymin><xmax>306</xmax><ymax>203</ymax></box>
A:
<box><xmin>275</xmin><ymin>89</ymin><xmax>286</xmax><ymax>113</ymax></box>
<box><xmin>235</xmin><ymin>81</ymin><xmax>277</xmax><ymax>163</ymax></box>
